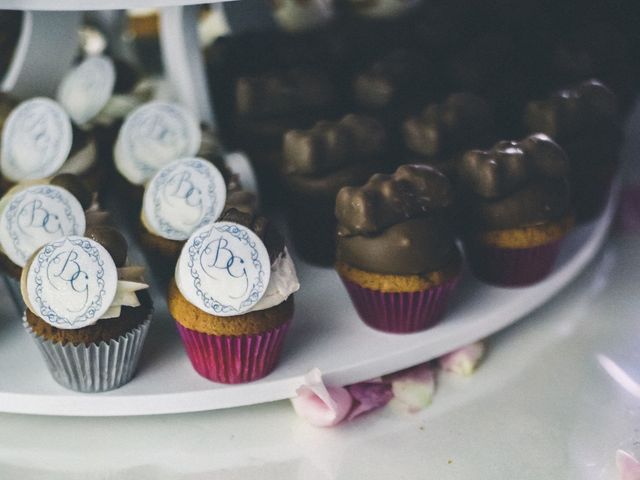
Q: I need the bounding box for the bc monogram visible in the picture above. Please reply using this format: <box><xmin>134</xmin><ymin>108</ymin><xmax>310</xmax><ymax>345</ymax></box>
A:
<box><xmin>46</xmin><ymin>249</ymin><xmax>90</xmax><ymax>312</ymax></box>
<box><xmin>200</xmin><ymin>236</ymin><xmax>249</xmax><ymax>299</ymax></box>
<box><xmin>17</xmin><ymin>199</ymin><xmax>63</xmax><ymax>237</ymax></box>
<box><xmin>162</xmin><ymin>170</ymin><xmax>203</xmax><ymax>222</ymax></box>
<box><xmin>145</xmin><ymin>158</ymin><xmax>226</xmax><ymax>240</ymax></box>
<box><xmin>179</xmin><ymin>222</ymin><xmax>270</xmax><ymax>316</ymax></box>
<box><xmin>27</xmin><ymin>236</ymin><xmax>116</xmax><ymax>329</ymax></box>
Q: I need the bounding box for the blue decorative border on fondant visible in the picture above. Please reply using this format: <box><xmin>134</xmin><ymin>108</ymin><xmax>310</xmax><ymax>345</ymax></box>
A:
<box><xmin>4</xmin><ymin>186</ymin><xmax>82</xmax><ymax>264</ymax></box>
<box><xmin>186</xmin><ymin>223</ymin><xmax>267</xmax><ymax>315</ymax></box>
<box><xmin>32</xmin><ymin>237</ymin><xmax>107</xmax><ymax>328</ymax></box>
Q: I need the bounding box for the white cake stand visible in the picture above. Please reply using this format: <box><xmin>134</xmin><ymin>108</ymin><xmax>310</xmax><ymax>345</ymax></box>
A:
<box><xmin>0</xmin><ymin>186</ymin><xmax>617</xmax><ymax>416</ymax></box>
<box><xmin>0</xmin><ymin>0</ymin><xmax>622</xmax><ymax>416</ymax></box>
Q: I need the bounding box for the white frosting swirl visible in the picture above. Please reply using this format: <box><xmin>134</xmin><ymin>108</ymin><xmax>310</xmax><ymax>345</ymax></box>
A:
<box><xmin>101</xmin><ymin>279</ymin><xmax>149</xmax><ymax>319</ymax></box>
<box><xmin>249</xmin><ymin>247</ymin><xmax>300</xmax><ymax>312</ymax></box>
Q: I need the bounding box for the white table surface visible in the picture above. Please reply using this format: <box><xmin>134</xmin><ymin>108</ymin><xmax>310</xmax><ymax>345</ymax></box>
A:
<box><xmin>0</xmin><ymin>229</ymin><xmax>638</xmax><ymax>479</ymax></box>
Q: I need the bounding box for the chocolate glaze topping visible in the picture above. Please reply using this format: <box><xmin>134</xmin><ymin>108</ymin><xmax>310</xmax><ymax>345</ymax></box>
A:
<box><xmin>335</xmin><ymin>164</ymin><xmax>456</xmax><ymax>275</ymax></box>
<box><xmin>218</xmin><ymin>207</ymin><xmax>285</xmax><ymax>264</ymax></box>
<box><xmin>524</xmin><ymin>80</ymin><xmax>618</xmax><ymax>141</ymax></box>
<box><xmin>336</xmin><ymin>164</ymin><xmax>452</xmax><ymax>236</ymax></box>
<box><xmin>84</xmin><ymin>225</ymin><xmax>128</xmax><ymax>268</ymax></box>
<box><xmin>458</xmin><ymin>134</ymin><xmax>570</xmax><ymax>230</ymax></box>
<box><xmin>282</xmin><ymin>114</ymin><xmax>385</xmax><ymax>175</ymax></box>
<box><xmin>337</xmin><ymin>216</ymin><xmax>456</xmax><ymax>274</ymax></box>
<box><xmin>50</xmin><ymin>173</ymin><xmax>92</xmax><ymax>210</ymax></box>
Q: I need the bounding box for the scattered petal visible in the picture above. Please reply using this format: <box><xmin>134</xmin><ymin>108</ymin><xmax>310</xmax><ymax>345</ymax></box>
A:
<box><xmin>346</xmin><ymin>382</ymin><xmax>393</xmax><ymax>420</ymax></box>
<box><xmin>291</xmin><ymin>369</ymin><xmax>353</xmax><ymax>427</ymax></box>
<box><xmin>385</xmin><ymin>364</ymin><xmax>436</xmax><ymax>413</ymax></box>
<box><xmin>617</xmin><ymin>450</ymin><xmax>640</xmax><ymax>480</ymax></box>
<box><xmin>439</xmin><ymin>342</ymin><xmax>486</xmax><ymax>376</ymax></box>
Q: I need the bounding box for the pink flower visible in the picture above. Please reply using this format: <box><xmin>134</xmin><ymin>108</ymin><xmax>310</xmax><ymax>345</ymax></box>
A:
<box><xmin>384</xmin><ymin>363</ymin><xmax>436</xmax><ymax>413</ymax></box>
<box><xmin>291</xmin><ymin>369</ymin><xmax>352</xmax><ymax>427</ymax></box>
<box><xmin>439</xmin><ymin>342</ymin><xmax>485</xmax><ymax>376</ymax></box>
<box><xmin>617</xmin><ymin>450</ymin><xmax>640</xmax><ymax>480</ymax></box>
<box><xmin>346</xmin><ymin>381</ymin><xmax>393</xmax><ymax>420</ymax></box>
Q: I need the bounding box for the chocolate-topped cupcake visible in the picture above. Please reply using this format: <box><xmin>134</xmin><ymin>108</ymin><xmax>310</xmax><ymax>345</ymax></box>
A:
<box><xmin>168</xmin><ymin>207</ymin><xmax>299</xmax><ymax>383</ymax></box>
<box><xmin>22</xmin><ymin>229</ymin><xmax>152</xmax><ymax>392</ymax></box>
<box><xmin>138</xmin><ymin>155</ymin><xmax>255</xmax><ymax>270</ymax></box>
<box><xmin>549</xmin><ymin>22</ymin><xmax>634</xmax><ymax>115</ymax></box>
<box><xmin>281</xmin><ymin>113</ymin><xmax>387</xmax><ymax>265</ymax></box>
<box><xmin>524</xmin><ymin>79</ymin><xmax>621</xmax><ymax>221</ymax></box>
<box><xmin>0</xmin><ymin>173</ymin><xmax>92</xmax><ymax>279</ymax></box>
<box><xmin>402</xmin><ymin>92</ymin><xmax>495</xmax><ymax>177</ymax></box>
<box><xmin>458</xmin><ymin>133</ymin><xmax>574</xmax><ymax>286</ymax></box>
<box><xmin>335</xmin><ymin>164</ymin><xmax>461</xmax><ymax>333</ymax></box>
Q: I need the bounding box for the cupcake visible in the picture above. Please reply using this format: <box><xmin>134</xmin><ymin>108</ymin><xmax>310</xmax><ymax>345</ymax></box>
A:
<box><xmin>205</xmin><ymin>31</ymin><xmax>343</xmax><ymax>206</ymax></box>
<box><xmin>139</xmin><ymin>156</ymin><xmax>255</xmax><ymax>268</ymax></box>
<box><xmin>57</xmin><ymin>55</ymin><xmax>150</xmax><ymax>132</ymax></box>
<box><xmin>402</xmin><ymin>92</ymin><xmax>495</xmax><ymax>178</ymax></box>
<box><xmin>0</xmin><ymin>174</ymin><xmax>92</xmax><ymax>279</ymax></box>
<box><xmin>233</xmin><ymin>67</ymin><xmax>338</xmax><ymax>204</ymax></box>
<box><xmin>335</xmin><ymin>164</ymin><xmax>461</xmax><ymax>333</ymax></box>
<box><xmin>168</xmin><ymin>208</ymin><xmax>299</xmax><ymax>383</ymax></box>
<box><xmin>22</xmin><ymin>231</ymin><xmax>152</xmax><ymax>392</ymax></box>
<box><xmin>457</xmin><ymin>133</ymin><xmax>574</xmax><ymax>287</ymax></box>
<box><xmin>281</xmin><ymin>113</ymin><xmax>387</xmax><ymax>265</ymax></box>
<box><xmin>57</xmin><ymin>55</ymin><xmax>152</xmax><ymax>170</ymax></box>
<box><xmin>114</xmin><ymin>101</ymin><xmax>222</xmax><ymax>207</ymax></box>
<box><xmin>524</xmin><ymin>79</ymin><xmax>621</xmax><ymax>221</ymax></box>
<box><xmin>0</xmin><ymin>97</ymin><xmax>101</xmax><ymax>195</ymax></box>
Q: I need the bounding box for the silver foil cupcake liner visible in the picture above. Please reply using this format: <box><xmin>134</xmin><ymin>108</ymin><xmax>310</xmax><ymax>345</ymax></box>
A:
<box><xmin>23</xmin><ymin>314</ymin><xmax>152</xmax><ymax>393</ymax></box>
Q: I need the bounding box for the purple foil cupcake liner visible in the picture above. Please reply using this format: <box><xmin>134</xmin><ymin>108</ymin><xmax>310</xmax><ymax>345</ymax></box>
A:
<box><xmin>176</xmin><ymin>320</ymin><xmax>292</xmax><ymax>384</ymax></box>
<box><xmin>340</xmin><ymin>275</ymin><xmax>460</xmax><ymax>333</ymax></box>
<box><xmin>23</xmin><ymin>314</ymin><xmax>152</xmax><ymax>393</ymax></box>
<box><xmin>466</xmin><ymin>239</ymin><xmax>563</xmax><ymax>287</ymax></box>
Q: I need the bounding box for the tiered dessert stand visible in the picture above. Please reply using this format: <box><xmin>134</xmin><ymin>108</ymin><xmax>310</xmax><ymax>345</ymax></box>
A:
<box><xmin>0</xmin><ymin>0</ymin><xmax>620</xmax><ymax>415</ymax></box>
